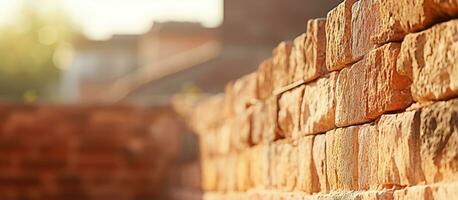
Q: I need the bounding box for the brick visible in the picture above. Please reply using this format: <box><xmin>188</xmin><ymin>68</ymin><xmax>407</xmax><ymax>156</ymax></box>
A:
<box><xmin>304</xmin><ymin>19</ymin><xmax>327</xmax><ymax>81</ymax></box>
<box><xmin>351</xmin><ymin>0</ymin><xmax>381</xmax><ymax>61</ymax></box>
<box><xmin>357</xmin><ymin>190</ymin><xmax>395</xmax><ymax>200</ymax></box>
<box><xmin>215</xmin><ymin>157</ymin><xmax>228</xmax><ymax>191</ymax></box>
<box><xmin>290</xmin><ymin>33</ymin><xmax>307</xmax><ymax>83</ymax></box>
<box><xmin>373</xmin><ymin>0</ymin><xmax>458</xmax><ymax>45</ymax></box>
<box><xmin>251</xmin><ymin>96</ymin><xmax>279</xmax><ymax>144</ymax></box>
<box><xmin>312</xmin><ymin>134</ymin><xmax>328</xmax><ymax>193</ymax></box>
<box><xmin>216</xmin><ymin>123</ymin><xmax>232</xmax><ymax>155</ymax></box>
<box><xmin>192</xmin><ymin>95</ymin><xmax>225</xmax><ymax>135</ymax></box>
<box><xmin>225</xmin><ymin>155</ymin><xmax>237</xmax><ymax>192</ymax></box>
<box><xmin>326</xmin><ymin>0</ymin><xmax>356</xmax><ymax>71</ymax></box>
<box><xmin>336</xmin><ymin>43</ymin><xmax>412</xmax><ymax>127</ymax></box>
<box><xmin>278</xmin><ymin>85</ymin><xmax>304</xmax><ymax>138</ymax></box>
<box><xmin>292</xmin><ymin>19</ymin><xmax>327</xmax><ymax>83</ymax></box>
<box><xmin>249</xmin><ymin>144</ymin><xmax>271</xmax><ymax>189</ymax></box>
<box><xmin>326</xmin><ymin>127</ymin><xmax>358</xmax><ymax>191</ymax></box>
<box><xmin>272</xmin><ymin>41</ymin><xmax>293</xmax><ymax>91</ymax></box>
<box><xmin>358</xmin><ymin>124</ymin><xmax>378</xmax><ymax>190</ymax></box>
<box><xmin>230</xmin><ymin>108</ymin><xmax>253</xmax><ymax>151</ymax></box>
<box><xmin>377</xmin><ymin>111</ymin><xmax>424</xmax><ymax>188</ymax></box>
<box><xmin>257</xmin><ymin>59</ymin><xmax>275</xmax><ymax>100</ymax></box>
<box><xmin>393</xmin><ymin>185</ymin><xmax>432</xmax><ymax>200</ymax></box>
<box><xmin>431</xmin><ymin>181</ymin><xmax>458</xmax><ymax>199</ymax></box>
<box><xmin>300</xmin><ymin>72</ymin><xmax>338</xmax><ymax>137</ymax></box>
<box><xmin>271</xmin><ymin>140</ymin><xmax>297</xmax><ymax>191</ymax></box>
<box><xmin>420</xmin><ymin>99</ymin><xmax>458</xmax><ymax>184</ymax></box>
<box><xmin>225</xmin><ymin>73</ymin><xmax>258</xmax><ymax>117</ymax></box>
<box><xmin>199</xmin><ymin>133</ymin><xmax>216</xmax><ymax>158</ymax></box>
<box><xmin>397</xmin><ymin>19</ymin><xmax>458</xmax><ymax>102</ymax></box>
<box><xmin>236</xmin><ymin>150</ymin><xmax>251</xmax><ymax>191</ymax></box>
<box><xmin>297</xmin><ymin>136</ymin><xmax>319</xmax><ymax>194</ymax></box>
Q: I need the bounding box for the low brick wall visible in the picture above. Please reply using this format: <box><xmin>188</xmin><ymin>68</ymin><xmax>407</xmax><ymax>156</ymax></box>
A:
<box><xmin>0</xmin><ymin>104</ymin><xmax>183</xmax><ymax>200</ymax></box>
<box><xmin>175</xmin><ymin>0</ymin><xmax>458</xmax><ymax>199</ymax></box>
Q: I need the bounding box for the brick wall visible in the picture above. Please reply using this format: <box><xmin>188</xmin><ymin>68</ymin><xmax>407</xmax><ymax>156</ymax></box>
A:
<box><xmin>175</xmin><ymin>0</ymin><xmax>458</xmax><ymax>199</ymax></box>
<box><xmin>0</xmin><ymin>104</ymin><xmax>184</xmax><ymax>200</ymax></box>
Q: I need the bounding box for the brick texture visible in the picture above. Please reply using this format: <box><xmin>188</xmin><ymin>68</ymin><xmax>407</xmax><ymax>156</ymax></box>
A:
<box><xmin>174</xmin><ymin>2</ymin><xmax>458</xmax><ymax>199</ymax></box>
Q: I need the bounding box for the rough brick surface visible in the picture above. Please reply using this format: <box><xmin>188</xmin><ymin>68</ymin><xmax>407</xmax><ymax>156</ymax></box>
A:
<box><xmin>257</xmin><ymin>59</ymin><xmax>275</xmax><ymax>100</ymax></box>
<box><xmin>249</xmin><ymin>144</ymin><xmax>270</xmax><ymax>189</ymax></box>
<box><xmin>230</xmin><ymin>108</ymin><xmax>253</xmax><ymax>151</ymax></box>
<box><xmin>358</xmin><ymin>124</ymin><xmax>378</xmax><ymax>190</ymax></box>
<box><xmin>278</xmin><ymin>86</ymin><xmax>304</xmax><ymax>138</ymax></box>
<box><xmin>398</xmin><ymin>19</ymin><xmax>458</xmax><ymax>102</ymax></box>
<box><xmin>236</xmin><ymin>150</ymin><xmax>251</xmax><ymax>191</ymax></box>
<box><xmin>291</xmin><ymin>19</ymin><xmax>328</xmax><ymax>83</ymax></box>
<box><xmin>296</xmin><ymin>136</ymin><xmax>318</xmax><ymax>194</ymax></box>
<box><xmin>176</xmin><ymin>2</ymin><xmax>458</xmax><ymax>198</ymax></box>
<box><xmin>225</xmin><ymin>73</ymin><xmax>257</xmax><ymax>117</ymax></box>
<box><xmin>312</xmin><ymin>134</ymin><xmax>328</xmax><ymax>193</ymax></box>
<box><xmin>271</xmin><ymin>140</ymin><xmax>297</xmax><ymax>191</ymax></box>
<box><xmin>351</xmin><ymin>0</ymin><xmax>380</xmax><ymax>61</ymax></box>
<box><xmin>373</xmin><ymin>0</ymin><xmax>458</xmax><ymax>44</ymax></box>
<box><xmin>377</xmin><ymin>111</ymin><xmax>424</xmax><ymax>187</ymax></box>
<box><xmin>290</xmin><ymin>33</ymin><xmax>307</xmax><ymax>83</ymax></box>
<box><xmin>420</xmin><ymin>99</ymin><xmax>458</xmax><ymax>184</ymax></box>
<box><xmin>336</xmin><ymin>43</ymin><xmax>412</xmax><ymax>127</ymax></box>
<box><xmin>272</xmin><ymin>41</ymin><xmax>293</xmax><ymax>91</ymax></box>
<box><xmin>326</xmin><ymin>0</ymin><xmax>356</xmax><ymax>71</ymax></box>
<box><xmin>251</xmin><ymin>97</ymin><xmax>279</xmax><ymax>144</ymax></box>
<box><xmin>300</xmin><ymin>72</ymin><xmax>338</xmax><ymax>137</ymax></box>
<box><xmin>326</xmin><ymin>127</ymin><xmax>358</xmax><ymax>191</ymax></box>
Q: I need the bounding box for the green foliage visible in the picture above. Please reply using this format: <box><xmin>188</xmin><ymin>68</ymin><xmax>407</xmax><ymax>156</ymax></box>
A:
<box><xmin>0</xmin><ymin>2</ymin><xmax>76</xmax><ymax>102</ymax></box>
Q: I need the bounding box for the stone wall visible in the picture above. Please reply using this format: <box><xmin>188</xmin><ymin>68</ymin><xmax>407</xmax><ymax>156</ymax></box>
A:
<box><xmin>175</xmin><ymin>0</ymin><xmax>458</xmax><ymax>199</ymax></box>
<box><xmin>0</xmin><ymin>104</ymin><xmax>183</xmax><ymax>200</ymax></box>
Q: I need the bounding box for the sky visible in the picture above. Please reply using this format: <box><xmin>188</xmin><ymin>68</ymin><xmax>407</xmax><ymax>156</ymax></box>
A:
<box><xmin>0</xmin><ymin>0</ymin><xmax>224</xmax><ymax>40</ymax></box>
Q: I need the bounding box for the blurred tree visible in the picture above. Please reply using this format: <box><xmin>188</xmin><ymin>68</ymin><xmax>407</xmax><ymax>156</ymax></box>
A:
<box><xmin>0</xmin><ymin>1</ymin><xmax>77</xmax><ymax>102</ymax></box>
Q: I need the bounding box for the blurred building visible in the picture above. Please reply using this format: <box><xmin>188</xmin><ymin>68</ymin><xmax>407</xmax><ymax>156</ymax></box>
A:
<box><xmin>124</xmin><ymin>0</ymin><xmax>341</xmax><ymax>105</ymax></box>
<box><xmin>62</xmin><ymin>22</ymin><xmax>218</xmax><ymax>103</ymax></box>
<box><xmin>62</xmin><ymin>0</ymin><xmax>341</xmax><ymax>104</ymax></box>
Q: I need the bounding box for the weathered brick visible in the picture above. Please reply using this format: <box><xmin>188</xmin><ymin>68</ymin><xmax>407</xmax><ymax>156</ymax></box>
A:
<box><xmin>377</xmin><ymin>111</ymin><xmax>424</xmax><ymax>188</ymax></box>
<box><xmin>304</xmin><ymin>19</ymin><xmax>327</xmax><ymax>81</ymax></box>
<box><xmin>272</xmin><ymin>41</ymin><xmax>293</xmax><ymax>91</ymax></box>
<box><xmin>225</xmin><ymin>73</ymin><xmax>258</xmax><ymax>117</ymax></box>
<box><xmin>231</xmin><ymin>108</ymin><xmax>253</xmax><ymax>151</ymax></box>
<box><xmin>216</xmin><ymin>122</ymin><xmax>232</xmax><ymax>155</ymax></box>
<box><xmin>236</xmin><ymin>150</ymin><xmax>251</xmax><ymax>191</ymax></box>
<box><xmin>278</xmin><ymin>86</ymin><xmax>304</xmax><ymax>138</ymax></box>
<box><xmin>312</xmin><ymin>134</ymin><xmax>328</xmax><ymax>193</ymax></box>
<box><xmin>224</xmin><ymin>155</ymin><xmax>237</xmax><ymax>192</ymax></box>
<box><xmin>271</xmin><ymin>140</ymin><xmax>297</xmax><ymax>191</ymax></box>
<box><xmin>326</xmin><ymin>127</ymin><xmax>358</xmax><ymax>191</ymax></box>
<box><xmin>257</xmin><ymin>59</ymin><xmax>275</xmax><ymax>100</ymax></box>
<box><xmin>297</xmin><ymin>136</ymin><xmax>319</xmax><ymax>194</ymax></box>
<box><xmin>300</xmin><ymin>72</ymin><xmax>338</xmax><ymax>137</ymax></box>
<box><xmin>373</xmin><ymin>0</ymin><xmax>458</xmax><ymax>44</ymax></box>
<box><xmin>420</xmin><ymin>99</ymin><xmax>458</xmax><ymax>184</ymax></box>
<box><xmin>430</xmin><ymin>181</ymin><xmax>458</xmax><ymax>199</ymax></box>
<box><xmin>351</xmin><ymin>0</ymin><xmax>381</xmax><ymax>61</ymax></box>
<box><xmin>358</xmin><ymin>124</ymin><xmax>378</xmax><ymax>190</ymax></box>
<box><xmin>292</xmin><ymin>19</ymin><xmax>327</xmax><ymax>83</ymax></box>
<box><xmin>398</xmin><ymin>19</ymin><xmax>458</xmax><ymax>102</ymax></box>
<box><xmin>249</xmin><ymin>144</ymin><xmax>271</xmax><ymax>189</ymax></box>
<box><xmin>393</xmin><ymin>185</ymin><xmax>432</xmax><ymax>200</ymax></box>
<box><xmin>336</xmin><ymin>43</ymin><xmax>412</xmax><ymax>127</ymax></box>
<box><xmin>251</xmin><ymin>97</ymin><xmax>279</xmax><ymax>144</ymax></box>
<box><xmin>201</xmin><ymin>158</ymin><xmax>218</xmax><ymax>191</ymax></box>
<box><xmin>290</xmin><ymin>33</ymin><xmax>307</xmax><ymax>83</ymax></box>
<box><xmin>192</xmin><ymin>95</ymin><xmax>225</xmax><ymax>135</ymax></box>
<box><xmin>326</xmin><ymin>0</ymin><xmax>356</xmax><ymax>71</ymax></box>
